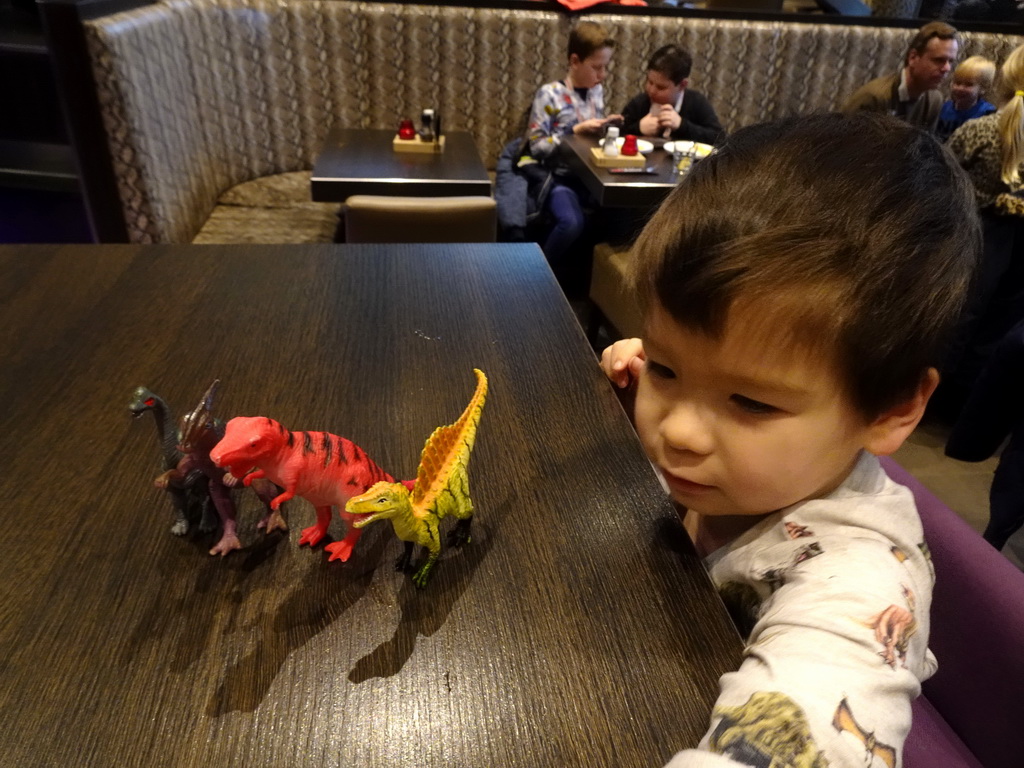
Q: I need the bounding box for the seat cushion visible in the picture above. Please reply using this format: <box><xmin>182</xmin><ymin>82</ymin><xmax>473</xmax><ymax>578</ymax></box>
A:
<box><xmin>882</xmin><ymin>457</ymin><xmax>1024</xmax><ymax>768</ymax></box>
<box><xmin>904</xmin><ymin>696</ymin><xmax>983</xmax><ymax>768</ymax></box>
<box><xmin>589</xmin><ymin>242</ymin><xmax>644</xmax><ymax>339</ymax></box>
<box><xmin>343</xmin><ymin>195</ymin><xmax>496</xmax><ymax>243</ymax></box>
<box><xmin>217</xmin><ymin>171</ymin><xmax>318</xmax><ymax>208</ymax></box>
<box><xmin>192</xmin><ymin>202</ymin><xmax>341</xmax><ymax>244</ymax></box>
<box><xmin>192</xmin><ymin>171</ymin><xmax>342</xmax><ymax>244</ymax></box>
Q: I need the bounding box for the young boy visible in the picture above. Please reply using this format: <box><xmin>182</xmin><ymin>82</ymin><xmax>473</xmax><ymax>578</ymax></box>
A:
<box><xmin>524</xmin><ymin>21</ymin><xmax>621</xmax><ymax>267</ymax></box>
<box><xmin>936</xmin><ymin>55</ymin><xmax>997</xmax><ymax>142</ymax></box>
<box><xmin>601</xmin><ymin>112</ymin><xmax>979</xmax><ymax>766</ymax></box>
<box><xmin>620</xmin><ymin>44</ymin><xmax>725</xmax><ymax>146</ymax></box>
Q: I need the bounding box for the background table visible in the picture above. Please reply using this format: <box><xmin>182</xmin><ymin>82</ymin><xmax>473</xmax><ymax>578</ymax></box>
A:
<box><xmin>0</xmin><ymin>243</ymin><xmax>741</xmax><ymax>767</ymax></box>
<box><xmin>312</xmin><ymin>128</ymin><xmax>493</xmax><ymax>202</ymax></box>
<box><xmin>563</xmin><ymin>135</ymin><xmax>681</xmax><ymax>209</ymax></box>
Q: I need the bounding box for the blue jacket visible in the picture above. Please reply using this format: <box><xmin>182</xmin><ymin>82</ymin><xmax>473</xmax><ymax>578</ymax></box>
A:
<box><xmin>494</xmin><ymin>138</ymin><xmax>553</xmax><ymax>241</ymax></box>
<box><xmin>937</xmin><ymin>98</ymin><xmax>996</xmax><ymax>143</ymax></box>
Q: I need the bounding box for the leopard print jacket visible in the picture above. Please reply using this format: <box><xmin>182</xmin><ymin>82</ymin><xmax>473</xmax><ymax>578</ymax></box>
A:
<box><xmin>947</xmin><ymin>113</ymin><xmax>1024</xmax><ymax>211</ymax></box>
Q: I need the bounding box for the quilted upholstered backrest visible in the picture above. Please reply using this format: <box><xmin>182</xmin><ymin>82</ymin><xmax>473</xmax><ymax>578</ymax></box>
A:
<box><xmin>84</xmin><ymin>1</ymin><xmax>1024</xmax><ymax>243</ymax></box>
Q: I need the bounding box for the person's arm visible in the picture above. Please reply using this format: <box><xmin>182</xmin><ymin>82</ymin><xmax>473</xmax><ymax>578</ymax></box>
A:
<box><xmin>621</xmin><ymin>93</ymin><xmax>650</xmax><ymax>137</ymax></box>
<box><xmin>841</xmin><ymin>82</ymin><xmax>882</xmax><ymax>114</ymax></box>
<box><xmin>664</xmin><ymin>500</ymin><xmax>933</xmax><ymax>766</ymax></box>
<box><xmin>527</xmin><ymin>84</ymin><xmax>561</xmax><ymax>160</ymax></box>
<box><xmin>945</xmin><ymin>120</ymin><xmax>984</xmax><ymax>168</ymax></box>
<box><xmin>673</xmin><ymin>92</ymin><xmax>726</xmax><ymax>145</ymax></box>
<box><xmin>600</xmin><ymin>338</ymin><xmax>644</xmax><ymax>421</ymax></box>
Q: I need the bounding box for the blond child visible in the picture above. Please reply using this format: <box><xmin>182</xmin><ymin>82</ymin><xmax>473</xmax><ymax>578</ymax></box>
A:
<box><xmin>936</xmin><ymin>55</ymin><xmax>997</xmax><ymax>142</ymax></box>
<box><xmin>601</xmin><ymin>112</ymin><xmax>978</xmax><ymax>766</ymax></box>
<box><xmin>524</xmin><ymin>21</ymin><xmax>622</xmax><ymax>268</ymax></box>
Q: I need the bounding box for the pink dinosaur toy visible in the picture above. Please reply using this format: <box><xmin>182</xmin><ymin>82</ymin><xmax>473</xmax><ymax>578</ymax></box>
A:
<box><xmin>209</xmin><ymin>417</ymin><xmax>412</xmax><ymax>562</ymax></box>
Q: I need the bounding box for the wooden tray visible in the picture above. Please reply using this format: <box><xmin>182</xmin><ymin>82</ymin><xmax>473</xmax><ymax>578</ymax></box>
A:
<box><xmin>393</xmin><ymin>135</ymin><xmax>446</xmax><ymax>153</ymax></box>
<box><xmin>590</xmin><ymin>146</ymin><xmax>645</xmax><ymax>168</ymax></box>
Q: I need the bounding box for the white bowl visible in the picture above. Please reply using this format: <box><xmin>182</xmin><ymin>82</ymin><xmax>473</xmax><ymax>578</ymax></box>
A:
<box><xmin>664</xmin><ymin>140</ymin><xmax>713</xmax><ymax>158</ymax></box>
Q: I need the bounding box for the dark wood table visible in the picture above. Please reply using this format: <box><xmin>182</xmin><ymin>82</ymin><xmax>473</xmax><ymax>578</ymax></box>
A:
<box><xmin>312</xmin><ymin>128</ymin><xmax>493</xmax><ymax>202</ymax></box>
<box><xmin>0</xmin><ymin>243</ymin><xmax>741</xmax><ymax>768</ymax></box>
<box><xmin>563</xmin><ymin>134</ymin><xmax>681</xmax><ymax>209</ymax></box>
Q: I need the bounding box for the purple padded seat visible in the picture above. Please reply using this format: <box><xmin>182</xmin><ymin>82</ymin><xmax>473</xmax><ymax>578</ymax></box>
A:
<box><xmin>882</xmin><ymin>456</ymin><xmax>1024</xmax><ymax>768</ymax></box>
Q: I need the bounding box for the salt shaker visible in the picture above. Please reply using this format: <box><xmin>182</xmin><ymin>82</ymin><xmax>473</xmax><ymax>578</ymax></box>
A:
<box><xmin>602</xmin><ymin>126</ymin><xmax>620</xmax><ymax>157</ymax></box>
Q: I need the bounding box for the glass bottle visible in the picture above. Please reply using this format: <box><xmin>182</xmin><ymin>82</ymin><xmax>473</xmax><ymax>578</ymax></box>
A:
<box><xmin>602</xmin><ymin>126</ymin><xmax>620</xmax><ymax>157</ymax></box>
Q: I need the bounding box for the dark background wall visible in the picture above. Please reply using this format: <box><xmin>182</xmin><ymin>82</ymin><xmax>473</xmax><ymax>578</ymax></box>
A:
<box><xmin>0</xmin><ymin>0</ymin><xmax>91</xmax><ymax>243</ymax></box>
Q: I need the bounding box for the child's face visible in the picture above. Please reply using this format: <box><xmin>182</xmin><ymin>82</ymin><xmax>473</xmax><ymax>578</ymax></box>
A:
<box><xmin>634</xmin><ymin>303</ymin><xmax>876</xmax><ymax>518</ymax></box>
<box><xmin>569</xmin><ymin>46</ymin><xmax>613</xmax><ymax>89</ymax></box>
<box><xmin>950</xmin><ymin>73</ymin><xmax>982</xmax><ymax>109</ymax></box>
<box><xmin>644</xmin><ymin>69</ymin><xmax>685</xmax><ymax>106</ymax></box>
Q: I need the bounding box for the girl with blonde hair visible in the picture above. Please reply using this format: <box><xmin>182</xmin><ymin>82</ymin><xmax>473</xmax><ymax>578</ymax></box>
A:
<box><xmin>995</xmin><ymin>45</ymin><xmax>1024</xmax><ymax>185</ymax></box>
<box><xmin>948</xmin><ymin>45</ymin><xmax>1024</xmax><ymax>204</ymax></box>
<box><xmin>942</xmin><ymin>44</ymin><xmax>1024</xmax><ymax>416</ymax></box>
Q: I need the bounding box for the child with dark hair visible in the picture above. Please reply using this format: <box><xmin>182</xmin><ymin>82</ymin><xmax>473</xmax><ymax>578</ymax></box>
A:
<box><xmin>620</xmin><ymin>44</ymin><xmax>725</xmax><ymax>145</ymax></box>
<box><xmin>601</xmin><ymin>112</ymin><xmax>979</xmax><ymax>766</ymax></box>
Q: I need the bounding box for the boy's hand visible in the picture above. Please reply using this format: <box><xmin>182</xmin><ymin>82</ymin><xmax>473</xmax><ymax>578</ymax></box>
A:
<box><xmin>639</xmin><ymin>112</ymin><xmax>661</xmax><ymax>137</ymax></box>
<box><xmin>600</xmin><ymin>338</ymin><xmax>645</xmax><ymax>389</ymax></box>
<box><xmin>574</xmin><ymin>115</ymin><xmax>624</xmax><ymax>136</ymax></box>
<box><xmin>574</xmin><ymin>118</ymin><xmax>608</xmax><ymax>136</ymax></box>
<box><xmin>656</xmin><ymin>104</ymin><xmax>682</xmax><ymax>132</ymax></box>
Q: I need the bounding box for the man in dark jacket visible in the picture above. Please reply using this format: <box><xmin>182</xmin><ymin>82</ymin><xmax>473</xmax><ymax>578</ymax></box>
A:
<box><xmin>620</xmin><ymin>44</ymin><xmax>725</xmax><ymax>146</ymax></box>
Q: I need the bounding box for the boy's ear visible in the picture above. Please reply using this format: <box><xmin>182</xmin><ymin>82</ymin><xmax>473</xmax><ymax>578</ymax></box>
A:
<box><xmin>863</xmin><ymin>368</ymin><xmax>940</xmax><ymax>456</ymax></box>
<box><xmin>678</xmin><ymin>77</ymin><xmax>689</xmax><ymax>90</ymax></box>
<box><xmin>568</xmin><ymin>53</ymin><xmax>581</xmax><ymax>67</ymax></box>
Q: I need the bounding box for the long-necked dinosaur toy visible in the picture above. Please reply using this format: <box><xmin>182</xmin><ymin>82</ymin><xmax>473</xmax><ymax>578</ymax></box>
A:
<box><xmin>346</xmin><ymin>368</ymin><xmax>488</xmax><ymax>588</ymax></box>
<box><xmin>140</xmin><ymin>381</ymin><xmax>287</xmax><ymax>556</ymax></box>
<box><xmin>130</xmin><ymin>385</ymin><xmax>215</xmax><ymax>537</ymax></box>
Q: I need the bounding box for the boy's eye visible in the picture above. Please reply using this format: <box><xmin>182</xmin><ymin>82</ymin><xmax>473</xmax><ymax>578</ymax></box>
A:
<box><xmin>645</xmin><ymin>360</ymin><xmax>676</xmax><ymax>380</ymax></box>
<box><xmin>731</xmin><ymin>394</ymin><xmax>779</xmax><ymax>415</ymax></box>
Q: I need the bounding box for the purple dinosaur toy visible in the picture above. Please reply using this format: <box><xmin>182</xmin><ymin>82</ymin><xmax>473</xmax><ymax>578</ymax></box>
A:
<box><xmin>153</xmin><ymin>380</ymin><xmax>287</xmax><ymax>556</ymax></box>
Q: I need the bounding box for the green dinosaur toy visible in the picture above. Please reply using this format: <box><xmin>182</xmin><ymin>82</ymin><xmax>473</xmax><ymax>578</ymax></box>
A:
<box><xmin>345</xmin><ymin>368</ymin><xmax>488</xmax><ymax>588</ymax></box>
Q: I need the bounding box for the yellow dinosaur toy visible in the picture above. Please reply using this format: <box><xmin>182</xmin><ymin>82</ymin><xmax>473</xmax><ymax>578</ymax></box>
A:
<box><xmin>345</xmin><ymin>369</ymin><xmax>488</xmax><ymax>588</ymax></box>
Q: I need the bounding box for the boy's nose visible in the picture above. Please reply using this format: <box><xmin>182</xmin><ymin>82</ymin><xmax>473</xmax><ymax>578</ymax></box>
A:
<box><xmin>660</xmin><ymin>402</ymin><xmax>714</xmax><ymax>456</ymax></box>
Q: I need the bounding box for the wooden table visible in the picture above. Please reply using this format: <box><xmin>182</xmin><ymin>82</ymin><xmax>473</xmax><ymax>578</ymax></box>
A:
<box><xmin>311</xmin><ymin>128</ymin><xmax>493</xmax><ymax>202</ymax></box>
<box><xmin>0</xmin><ymin>243</ymin><xmax>741</xmax><ymax>768</ymax></box>
<box><xmin>562</xmin><ymin>135</ymin><xmax>681</xmax><ymax>209</ymax></box>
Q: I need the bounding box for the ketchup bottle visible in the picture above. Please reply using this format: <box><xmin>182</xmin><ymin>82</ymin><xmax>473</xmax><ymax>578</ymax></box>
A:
<box><xmin>398</xmin><ymin>119</ymin><xmax>416</xmax><ymax>140</ymax></box>
<box><xmin>621</xmin><ymin>134</ymin><xmax>639</xmax><ymax>156</ymax></box>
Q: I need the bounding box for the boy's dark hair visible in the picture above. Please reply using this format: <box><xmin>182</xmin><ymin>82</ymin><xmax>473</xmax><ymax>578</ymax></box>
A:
<box><xmin>905</xmin><ymin>21</ymin><xmax>957</xmax><ymax>66</ymax></box>
<box><xmin>648</xmin><ymin>44</ymin><xmax>692</xmax><ymax>84</ymax></box>
<box><xmin>568</xmin><ymin>21</ymin><xmax>615</xmax><ymax>62</ymax></box>
<box><xmin>629</xmin><ymin>112</ymin><xmax>979</xmax><ymax>419</ymax></box>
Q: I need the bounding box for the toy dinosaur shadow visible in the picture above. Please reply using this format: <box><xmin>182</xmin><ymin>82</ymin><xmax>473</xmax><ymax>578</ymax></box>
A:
<box><xmin>206</xmin><ymin>525</ymin><xmax>390</xmax><ymax>715</ymax></box>
<box><xmin>121</xmin><ymin>521</ymin><xmax>290</xmax><ymax>672</ymax></box>
<box><xmin>346</xmin><ymin>518</ymin><xmax>497</xmax><ymax>684</ymax></box>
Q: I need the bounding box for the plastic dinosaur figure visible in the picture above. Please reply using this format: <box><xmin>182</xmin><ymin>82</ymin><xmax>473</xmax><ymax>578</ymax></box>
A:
<box><xmin>155</xmin><ymin>380</ymin><xmax>286</xmax><ymax>556</ymax></box>
<box><xmin>129</xmin><ymin>385</ymin><xmax>215</xmax><ymax>536</ymax></box>
<box><xmin>209</xmin><ymin>416</ymin><xmax>412</xmax><ymax>563</ymax></box>
<box><xmin>345</xmin><ymin>368</ymin><xmax>488</xmax><ymax>588</ymax></box>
